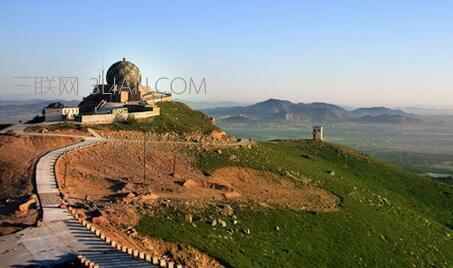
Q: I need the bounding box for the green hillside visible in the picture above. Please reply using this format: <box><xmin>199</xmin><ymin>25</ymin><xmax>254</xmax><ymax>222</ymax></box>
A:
<box><xmin>103</xmin><ymin>101</ymin><xmax>218</xmax><ymax>134</ymax></box>
<box><xmin>138</xmin><ymin>140</ymin><xmax>453</xmax><ymax>267</ymax></box>
<box><xmin>33</xmin><ymin>101</ymin><xmax>218</xmax><ymax>135</ymax></box>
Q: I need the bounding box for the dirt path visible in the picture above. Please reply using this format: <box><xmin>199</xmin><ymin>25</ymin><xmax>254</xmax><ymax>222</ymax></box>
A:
<box><xmin>0</xmin><ymin>136</ymin><xmax>155</xmax><ymax>267</ymax></box>
<box><xmin>0</xmin><ymin>135</ymin><xmax>79</xmax><ymax>235</ymax></box>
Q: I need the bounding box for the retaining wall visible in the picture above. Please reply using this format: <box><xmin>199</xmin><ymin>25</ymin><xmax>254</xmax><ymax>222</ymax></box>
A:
<box><xmin>79</xmin><ymin>109</ymin><xmax>160</xmax><ymax>125</ymax></box>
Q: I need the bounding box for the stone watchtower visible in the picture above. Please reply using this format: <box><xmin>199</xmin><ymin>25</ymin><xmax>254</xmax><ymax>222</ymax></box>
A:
<box><xmin>313</xmin><ymin>126</ymin><xmax>324</xmax><ymax>141</ymax></box>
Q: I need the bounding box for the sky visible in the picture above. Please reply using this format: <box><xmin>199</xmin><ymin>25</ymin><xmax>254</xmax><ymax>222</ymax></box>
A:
<box><xmin>1</xmin><ymin>0</ymin><xmax>453</xmax><ymax>108</ymax></box>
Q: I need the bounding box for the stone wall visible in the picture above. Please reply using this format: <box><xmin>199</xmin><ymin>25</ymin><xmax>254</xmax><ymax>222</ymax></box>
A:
<box><xmin>79</xmin><ymin>109</ymin><xmax>160</xmax><ymax>125</ymax></box>
<box><xmin>128</xmin><ymin>108</ymin><xmax>160</xmax><ymax>120</ymax></box>
<box><xmin>79</xmin><ymin>113</ymin><xmax>116</xmax><ymax>124</ymax></box>
<box><xmin>145</xmin><ymin>95</ymin><xmax>172</xmax><ymax>104</ymax></box>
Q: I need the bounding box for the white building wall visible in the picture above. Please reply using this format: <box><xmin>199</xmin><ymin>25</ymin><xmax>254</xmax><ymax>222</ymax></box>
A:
<box><xmin>44</xmin><ymin>107</ymin><xmax>79</xmax><ymax>122</ymax></box>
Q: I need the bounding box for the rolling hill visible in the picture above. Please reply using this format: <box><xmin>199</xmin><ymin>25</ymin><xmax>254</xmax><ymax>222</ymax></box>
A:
<box><xmin>202</xmin><ymin>98</ymin><xmax>420</xmax><ymax>124</ymax></box>
<box><xmin>138</xmin><ymin>139</ymin><xmax>453</xmax><ymax>267</ymax></box>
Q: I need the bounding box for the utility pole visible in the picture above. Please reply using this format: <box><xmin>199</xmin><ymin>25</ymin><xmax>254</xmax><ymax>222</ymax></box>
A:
<box><xmin>172</xmin><ymin>153</ymin><xmax>177</xmax><ymax>177</ymax></box>
<box><xmin>199</xmin><ymin>120</ymin><xmax>203</xmax><ymax>166</ymax></box>
<box><xmin>64</xmin><ymin>161</ymin><xmax>67</xmax><ymax>188</ymax></box>
<box><xmin>143</xmin><ymin>131</ymin><xmax>146</xmax><ymax>184</ymax></box>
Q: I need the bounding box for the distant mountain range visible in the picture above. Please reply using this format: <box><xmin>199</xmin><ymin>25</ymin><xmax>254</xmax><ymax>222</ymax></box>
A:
<box><xmin>202</xmin><ymin>98</ymin><xmax>420</xmax><ymax>125</ymax></box>
<box><xmin>400</xmin><ymin>106</ymin><xmax>453</xmax><ymax>116</ymax></box>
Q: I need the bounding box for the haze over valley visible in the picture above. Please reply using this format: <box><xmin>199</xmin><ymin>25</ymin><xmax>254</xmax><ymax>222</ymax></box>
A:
<box><xmin>202</xmin><ymin>98</ymin><xmax>453</xmax><ymax>176</ymax></box>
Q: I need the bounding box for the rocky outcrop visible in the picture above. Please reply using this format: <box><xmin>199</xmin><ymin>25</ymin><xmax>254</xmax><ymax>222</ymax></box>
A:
<box><xmin>18</xmin><ymin>195</ymin><xmax>37</xmax><ymax>214</ymax></box>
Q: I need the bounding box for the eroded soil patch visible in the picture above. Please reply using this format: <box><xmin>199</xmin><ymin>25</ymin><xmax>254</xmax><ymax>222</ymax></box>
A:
<box><xmin>56</xmin><ymin>140</ymin><xmax>340</xmax><ymax>267</ymax></box>
<box><xmin>0</xmin><ymin>135</ymin><xmax>79</xmax><ymax>235</ymax></box>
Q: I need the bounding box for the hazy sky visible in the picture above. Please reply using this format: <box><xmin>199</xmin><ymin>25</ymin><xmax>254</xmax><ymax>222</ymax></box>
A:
<box><xmin>1</xmin><ymin>0</ymin><xmax>453</xmax><ymax>107</ymax></box>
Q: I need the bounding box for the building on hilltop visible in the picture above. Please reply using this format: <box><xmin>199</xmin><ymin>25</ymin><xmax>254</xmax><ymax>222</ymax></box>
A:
<box><xmin>43</xmin><ymin>58</ymin><xmax>172</xmax><ymax>124</ymax></box>
<box><xmin>43</xmin><ymin>102</ymin><xmax>79</xmax><ymax>122</ymax></box>
<box><xmin>312</xmin><ymin>126</ymin><xmax>324</xmax><ymax>141</ymax></box>
<box><xmin>79</xmin><ymin>58</ymin><xmax>172</xmax><ymax>114</ymax></box>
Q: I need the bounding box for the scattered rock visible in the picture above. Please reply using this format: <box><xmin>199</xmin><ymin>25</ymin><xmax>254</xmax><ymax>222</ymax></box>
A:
<box><xmin>218</xmin><ymin>219</ymin><xmax>227</xmax><ymax>227</ymax></box>
<box><xmin>185</xmin><ymin>214</ymin><xmax>193</xmax><ymax>223</ymax></box>
<box><xmin>76</xmin><ymin>210</ymin><xmax>87</xmax><ymax>220</ymax></box>
<box><xmin>127</xmin><ymin>192</ymin><xmax>137</xmax><ymax>198</ymax></box>
<box><xmin>284</xmin><ymin>171</ymin><xmax>303</xmax><ymax>182</ymax></box>
<box><xmin>171</xmin><ymin>170</ymin><xmax>182</xmax><ymax>178</ymax></box>
<box><xmin>209</xmin><ymin>130</ymin><xmax>236</xmax><ymax>143</ymax></box>
<box><xmin>210</xmin><ymin>130</ymin><xmax>226</xmax><ymax>140</ymax></box>
<box><xmin>209</xmin><ymin>178</ymin><xmax>233</xmax><ymax>191</ymax></box>
<box><xmin>243</xmin><ymin>228</ymin><xmax>250</xmax><ymax>235</ymax></box>
<box><xmin>138</xmin><ymin>193</ymin><xmax>159</xmax><ymax>202</ymax></box>
<box><xmin>118</xmin><ymin>182</ymin><xmax>136</xmax><ymax>193</ymax></box>
<box><xmin>18</xmin><ymin>196</ymin><xmax>36</xmax><ymax>214</ymax></box>
<box><xmin>223</xmin><ymin>191</ymin><xmax>241</xmax><ymax>200</ymax></box>
<box><xmin>275</xmin><ymin>226</ymin><xmax>280</xmax><ymax>231</ymax></box>
<box><xmin>223</xmin><ymin>204</ymin><xmax>234</xmax><ymax>216</ymax></box>
<box><xmin>211</xmin><ymin>182</ymin><xmax>232</xmax><ymax>191</ymax></box>
<box><xmin>182</xmin><ymin>179</ymin><xmax>200</xmax><ymax>189</ymax></box>
<box><xmin>211</xmin><ymin>219</ymin><xmax>217</xmax><ymax>226</ymax></box>
<box><xmin>126</xmin><ymin>227</ymin><xmax>137</xmax><ymax>237</ymax></box>
<box><xmin>328</xmin><ymin>170</ymin><xmax>336</xmax><ymax>176</ymax></box>
<box><xmin>92</xmin><ymin>215</ymin><xmax>107</xmax><ymax>225</ymax></box>
<box><xmin>299</xmin><ymin>176</ymin><xmax>312</xmax><ymax>184</ymax></box>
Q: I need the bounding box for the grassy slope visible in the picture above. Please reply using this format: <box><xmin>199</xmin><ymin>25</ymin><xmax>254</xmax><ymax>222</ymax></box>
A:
<box><xmin>138</xmin><ymin>140</ymin><xmax>453</xmax><ymax>267</ymax></box>
<box><xmin>94</xmin><ymin>101</ymin><xmax>218</xmax><ymax>134</ymax></box>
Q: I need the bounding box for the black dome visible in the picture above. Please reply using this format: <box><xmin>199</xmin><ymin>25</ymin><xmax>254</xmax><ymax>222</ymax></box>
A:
<box><xmin>106</xmin><ymin>58</ymin><xmax>141</xmax><ymax>87</ymax></box>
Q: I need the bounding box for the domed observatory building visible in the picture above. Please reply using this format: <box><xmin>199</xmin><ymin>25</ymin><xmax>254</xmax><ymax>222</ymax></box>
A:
<box><xmin>77</xmin><ymin>58</ymin><xmax>172</xmax><ymax>124</ymax></box>
<box><xmin>105</xmin><ymin>58</ymin><xmax>150</xmax><ymax>102</ymax></box>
